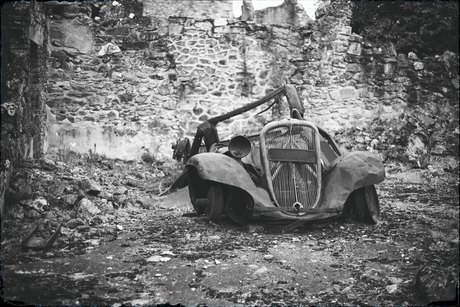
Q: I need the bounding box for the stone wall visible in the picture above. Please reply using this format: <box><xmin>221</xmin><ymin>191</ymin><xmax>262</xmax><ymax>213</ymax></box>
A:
<box><xmin>43</xmin><ymin>0</ymin><xmax>459</xmax><ymax>162</ymax></box>
<box><xmin>44</xmin><ymin>0</ymin><xmax>306</xmax><ymax>161</ymax></box>
<box><xmin>141</xmin><ymin>0</ymin><xmax>234</xmax><ymax>20</ymax></box>
<box><xmin>1</xmin><ymin>0</ymin><xmax>48</xmax><ymax>218</ymax></box>
<box><xmin>253</xmin><ymin>0</ymin><xmax>311</xmax><ymax>26</ymax></box>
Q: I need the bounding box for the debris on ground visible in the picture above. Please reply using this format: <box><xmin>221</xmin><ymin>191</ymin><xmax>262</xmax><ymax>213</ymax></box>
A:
<box><xmin>1</xmin><ymin>151</ymin><xmax>458</xmax><ymax>306</ymax></box>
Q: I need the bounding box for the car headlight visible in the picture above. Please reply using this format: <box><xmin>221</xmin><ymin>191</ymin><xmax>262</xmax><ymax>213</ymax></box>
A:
<box><xmin>228</xmin><ymin>135</ymin><xmax>251</xmax><ymax>159</ymax></box>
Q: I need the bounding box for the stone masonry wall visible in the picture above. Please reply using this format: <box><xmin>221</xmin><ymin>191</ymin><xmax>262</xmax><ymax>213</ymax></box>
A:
<box><xmin>141</xmin><ymin>0</ymin><xmax>234</xmax><ymax>20</ymax></box>
<box><xmin>44</xmin><ymin>0</ymin><xmax>305</xmax><ymax>161</ymax></box>
<box><xmin>1</xmin><ymin>1</ymin><xmax>48</xmax><ymax>218</ymax></box>
<box><xmin>253</xmin><ymin>0</ymin><xmax>311</xmax><ymax>26</ymax></box>
<box><xmin>44</xmin><ymin>0</ymin><xmax>459</xmax><ymax>162</ymax></box>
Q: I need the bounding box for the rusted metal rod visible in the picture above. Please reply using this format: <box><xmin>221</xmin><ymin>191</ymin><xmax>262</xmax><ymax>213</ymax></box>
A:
<box><xmin>207</xmin><ymin>86</ymin><xmax>286</xmax><ymax>125</ymax></box>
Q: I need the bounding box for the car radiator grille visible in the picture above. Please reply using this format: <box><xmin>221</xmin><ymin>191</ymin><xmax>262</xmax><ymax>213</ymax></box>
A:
<box><xmin>260</xmin><ymin>121</ymin><xmax>321</xmax><ymax>210</ymax></box>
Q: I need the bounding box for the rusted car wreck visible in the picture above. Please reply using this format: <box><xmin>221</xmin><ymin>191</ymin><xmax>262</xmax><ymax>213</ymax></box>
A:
<box><xmin>169</xmin><ymin>85</ymin><xmax>385</xmax><ymax>230</ymax></box>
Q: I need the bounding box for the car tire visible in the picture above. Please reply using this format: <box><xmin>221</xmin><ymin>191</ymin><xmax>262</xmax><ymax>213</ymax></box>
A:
<box><xmin>224</xmin><ymin>186</ymin><xmax>251</xmax><ymax>225</ymax></box>
<box><xmin>188</xmin><ymin>170</ymin><xmax>205</xmax><ymax>215</ymax></box>
<box><xmin>206</xmin><ymin>184</ymin><xmax>224</xmax><ymax>223</ymax></box>
<box><xmin>353</xmin><ymin>185</ymin><xmax>380</xmax><ymax>224</ymax></box>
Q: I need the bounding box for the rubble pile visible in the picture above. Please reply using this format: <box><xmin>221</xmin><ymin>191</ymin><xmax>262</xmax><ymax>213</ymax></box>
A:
<box><xmin>1</xmin><ymin>154</ymin><xmax>183</xmax><ymax>260</ymax></box>
<box><xmin>334</xmin><ymin>95</ymin><xmax>459</xmax><ymax>170</ymax></box>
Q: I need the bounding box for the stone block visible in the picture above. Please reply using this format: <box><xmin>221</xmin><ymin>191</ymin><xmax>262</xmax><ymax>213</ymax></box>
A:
<box><xmin>347</xmin><ymin>42</ymin><xmax>362</xmax><ymax>55</ymax></box>
<box><xmin>335</xmin><ymin>43</ymin><xmax>348</xmax><ymax>53</ymax></box>
<box><xmin>349</xmin><ymin>34</ymin><xmax>363</xmax><ymax>43</ymax></box>
<box><xmin>346</xmin><ymin>63</ymin><xmax>362</xmax><ymax>72</ymax></box>
<box><xmin>272</xmin><ymin>26</ymin><xmax>290</xmax><ymax>37</ymax></box>
<box><xmin>214</xmin><ymin>18</ymin><xmax>227</xmax><ymax>27</ymax></box>
<box><xmin>396</xmin><ymin>92</ymin><xmax>408</xmax><ymax>100</ymax></box>
<box><xmin>358</xmin><ymin>88</ymin><xmax>369</xmax><ymax>98</ymax></box>
<box><xmin>397</xmin><ymin>59</ymin><xmax>410</xmax><ymax>68</ymax></box>
<box><xmin>384</xmin><ymin>63</ymin><xmax>393</xmax><ymax>75</ymax></box>
<box><xmin>414</xmin><ymin>62</ymin><xmax>424</xmax><ymax>70</ymax></box>
<box><xmin>337</xmin><ymin>25</ymin><xmax>352</xmax><ymax>35</ymax></box>
<box><xmin>362</xmin><ymin>47</ymin><xmax>374</xmax><ymax>55</ymax></box>
<box><xmin>329</xmin><ymin>89</ymin><xmax>341</xmax><ymax>100</ymax></box>
<box><xmin>339</xmin><ymin>87</ymin><xmax>356</xmax><ymax>99</ymax></box>
<box><xmin>332</xmin><ymin>61</ymin><xmax>347</xmax><ymax>69</ymax></box>
<box><xmin>195</xmin><ymin>21</ymin><xmax>213</xmax><ymax>32</ymax></box>
<box><xmin>384</xmin><ymin>83</ymin><xmax>398</xmax><ymax>92</ymax></box>
<box><xmin>49</xmin><ymin>19</ymin><xmax>94</xmax><ymax>54</ymax></box>
<box><xmin>337</xmin><ymin>33</ymin><xmax>350</xmax><ymax>41</ymax></box>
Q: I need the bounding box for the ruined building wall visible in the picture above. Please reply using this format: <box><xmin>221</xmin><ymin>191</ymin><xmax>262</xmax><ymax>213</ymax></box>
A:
<box><xmin>253</xmin><ymin>0</ymin><xmax>311</xmax><ymax>26</ymax></box>
<box><xmin>141</xmin><ymin>0</ymin><xmax>234</xmax><ymax>20</ymax></box>
<box><xmin>43</xmin><ymin>0</ymin><xmax>458</xmax><ymax>161</ymax></box>
<box><xmin>1</xmin><ymin>1</ymin><xmax>49</xmax><ymax>217</ymax></box>
<box><xmin>44</xmin><ymin>0</ymin><xmax>305</xmax><ymax>161</ymax></box>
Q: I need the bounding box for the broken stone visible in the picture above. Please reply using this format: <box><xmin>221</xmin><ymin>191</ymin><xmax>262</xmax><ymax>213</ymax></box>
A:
<box><xmin>370</xmin><ymin>139</ymin><xmax>379</xmax><ymax>148</ymax></box>
<box><xmin>99</xmin><ymin>190</ymin><xmax>113</xmax><ymax>200</ymax></box>
<box><xmin>93</xmin><ymin>214</ymin><xmax>111</xmax><ymax>224</ymax></box>
<box><xmin>98</xmin><ymin>199</ymin><xmax>115</xmax><ymax>212</ymax></box>
<box><xmin>51</xmin><ymin>183</ymin><xmax>66</xmax><ymax>196</ymax></box>
<box><xmin>11</xmin><ymin>206</ymin><xmax>25</xmax><ymax>220</ymax></box>
<box><xmin>263</xmin><ymin>254</ymin><xmax>274</xmax><ymax>261</ymax></box>
<box><xmin>76</xmin><ymin>225</ymin><xmax>90</xmax><ymax>233</ymax></box>
<box><xmin>414</xmin><ymin>62</ymin><xmax>424</xmax><ymax>70</ymax></box>
<box><xmin>427</xmin><ymin>165</ymin><xmax>445</xmax><ymax>176</ymax></box>
<box><xmin>59</xmin><ymin>226</ymin><xmax>72</xmax><ymax>236</ymax></box>
<box><xmin>55</xmin><ymin>211</ymin><xmax>72</xmax><ymax>222</ymax></box>
<box><xmin>386</xmin><ymin>284</ymin><xmax>398</xmax><ymax>294</ymax></box>
<box><xmin>79</xmin><ymin>178</ymin><xmax>102</xmax><ymax>195</ymax></box>
<box><xmin>69</xmin><ymin>210</ymin><xmax>77</xmax><ymax>219</ymax></box>
<box><xmin>246</xmin><ymin>224</ymin><xmax>265</xmax><ymax>233</ymax></box>
<box><xmin>114</xmin><ymin>186</ymin><xmax>128</xmax><ymax>195</ymax></box>
<box><xmin>126</xmin><ymin>179</ymin><xmax>140</xmax><ymax>187</ymax></box>
<box><xmin>416</xmin><ymin>265</ymin><xmax>458</xmax><ymax>305</ymax></box>
<box><xmin>42</xmin><ymin>158</ymin><xmax>56</xmax><ymax>167</ymax></box>
<box><xmin>430</xmin><ymin>144</ymin><xmax>446</xmax><ymax>155</ymax></box>
<box><xmin>408</xmin><ymin>51</ymin><xmax>418</xmax><ymax>60</ymax></box>
<box><xmin>355</xmin><ymin>136</ymin><xmax>365</xmax><ymax>144</ymax></box>
<box><xmin>77</xmin><ymin>198</ymin><xmax>101</xmax><ymax>220</ymax></box>
<box><xmin>255</xmin><ymin>266</ymin><xmax>268</xmax><ymax>274</ymax></box>
<box><xmin>136</xmin><ymin>196</ymin><xmax>157</xmax><ymax>209</ymax></box>
<box><xmin>43</xmin><ymin>211</ymin><xmax>57</xmax><ymax>219</ymax></box>
<box><xmin>67</xmin><ymin>218</ymin><xmax>85</xmax><ymax>229</ymax></box>
<box><xmin>24</xmin><ymin>237</ymin><xmax>47</xmax><ymax>249</ymax></box>
<box><xmin>406</xmin><ymin>134</ymin><xmax>429</xmax><ymax>167</ymax></box>
<box><xmin>24</xmin><ymin>209</ymin><xmax>42</xmax><ymax>220</ymax></box>
<box><xmin>97</xmin><ymin>43</ymin><xmax>121</xmax><ymax>57</ymax></box>
<box><xmin>61</xmin><ymin>194</ymin><xmax>79</xmax><ymax>205</ymax></box>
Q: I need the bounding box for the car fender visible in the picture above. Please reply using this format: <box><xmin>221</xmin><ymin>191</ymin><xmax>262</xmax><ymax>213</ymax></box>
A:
<box><xmin>319</xmin><ymin>151</ymin><xmax>386</xmax><ymax>209</ymax></box>
<box><xmin>187</xmin><ymin>152</ymin><xmax>273</xmax><ymax>208</ymax></box>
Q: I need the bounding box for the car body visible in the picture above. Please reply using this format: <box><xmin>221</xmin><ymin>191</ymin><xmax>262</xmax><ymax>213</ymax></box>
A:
<box><xmin>170</xmin><ymin>85</ymin><xmax>385</xmax><ymax>228</ymax></box>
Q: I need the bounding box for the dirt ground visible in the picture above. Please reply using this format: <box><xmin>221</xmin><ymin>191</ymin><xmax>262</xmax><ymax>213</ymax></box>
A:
<box><xmin>1</xmin><ymin>156</ymin><xmax>459</xmax><ymax>306</ymax></box>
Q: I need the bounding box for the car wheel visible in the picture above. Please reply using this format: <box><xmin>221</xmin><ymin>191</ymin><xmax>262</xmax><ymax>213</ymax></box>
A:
<box><xmin>353</xmin><ymin>185</ymin><xmax>380</xmax><ymax>224</ymax></box>
<box><xmin>188</xmin><ymin>170</ymin><xmax>205</xmax><ymax>215</ymax></box>
<box><xmin>206</xmin><ymin>184</ymin><xmax>224</xmax><ymax>223</ymax></box>
<box><xmin>224</xmin><ymin>187</ymin><xmax>251</xmax><ymax>225</ymax></box>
